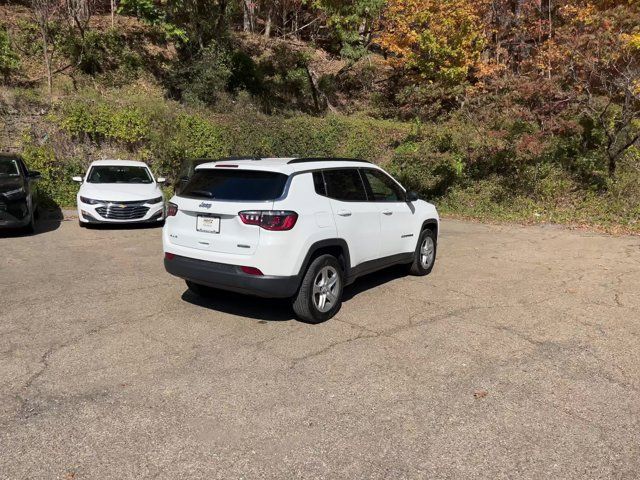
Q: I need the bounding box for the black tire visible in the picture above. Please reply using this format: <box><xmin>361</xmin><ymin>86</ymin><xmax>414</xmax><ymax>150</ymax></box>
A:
<box><xmin>292</xmin><ymin>254</ymin><xmax>343</xmax><ymax>324</ymax></box>
<box><xmin>79</xmin><ymin>220</ymin><xmax>86</xmax><ymax>228</ymax></box>
<box><xmin>185</xmin><ymin>280</ymin><xmax>217</xmax><ymax>297</ymax></box>
<box><xmin>24</xmin><ymin>209</ymin><xmax>35</xmax><ymax>234</ymax></box>
<box><xmin>407</xmin><ymin>228</ymin><xmax>437</xmax><ymax>276</ymax></box>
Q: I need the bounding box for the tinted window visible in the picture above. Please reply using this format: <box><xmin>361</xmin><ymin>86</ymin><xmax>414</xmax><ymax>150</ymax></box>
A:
<box><xmin>88</xmin><ymin>166</ymin><xmax>153</xmax><ymax>184</ymax></box>
<box><xmin>323</xmin><ymin>169</ymin><xmax>367</xmax><ymax>202</ymax></box>
<box><xmin>312</xmin><ymin>171</ymin><xmax>326</xmax><ymax>196</ymax></box>
<box><xmin>181</xmin><ymin>169</ymin><xmax>288</xmax><ymax>201</ymax></box>
<box><xmin>0</xmin><ymin>158</ymin><xmax>21</xmax><ymax>177</ymax></box>
<box><xmin>362</xmin><ymin>169</ymin><xmax>405</xmax><ymax>202</ymax></box>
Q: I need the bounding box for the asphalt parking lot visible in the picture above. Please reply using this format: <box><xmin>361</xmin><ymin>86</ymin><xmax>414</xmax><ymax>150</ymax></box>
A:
<box><xmin>1</xmin><ymin>217</ymin><xmax>639</xmax><ymax>479</ymax></box>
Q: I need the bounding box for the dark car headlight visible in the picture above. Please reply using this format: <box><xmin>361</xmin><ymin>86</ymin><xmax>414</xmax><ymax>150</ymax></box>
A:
<box><xmin>4</xmin><ymin>187</ymin><xmax>25</xmax><ymax>200</ymax></box>
<box><xmin>80</xmin><ymin>196</ymin><xmax>105</xmax><ymax>205</ymax></box>
<box><xmin>146</xmin><ymin>196</ymin><xmax>163</xmax><ymax>204</ymax></box>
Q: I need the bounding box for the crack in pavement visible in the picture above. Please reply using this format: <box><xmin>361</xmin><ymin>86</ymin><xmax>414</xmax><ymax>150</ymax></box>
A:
<box><xmin>13</xmin><ymin>305</ymin><xmax>185</xmax><ymax>419</ymax></box>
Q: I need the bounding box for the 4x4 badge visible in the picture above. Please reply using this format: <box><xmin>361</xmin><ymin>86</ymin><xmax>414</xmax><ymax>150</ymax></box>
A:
<box><xmin>199</xmin><ymin>202</ymin><xmax>212</xmax><ymax>209</ymax></box>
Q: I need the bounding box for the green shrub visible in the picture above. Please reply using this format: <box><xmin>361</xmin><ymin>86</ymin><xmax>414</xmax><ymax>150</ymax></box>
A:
<box><xmin>21</xmin><ymin>138</ymin><xmax>82</xmax><ymax>208</ymax></box>
<box><xmin>0</xmin><ymin>27</ymin><xmax>19</xmax><ymax>80</ymax></box>
<box><xmin>171</xmin><ymin>42</ymin><xmax>231</xmax><ymax>106</ymax></box>
<box><xmin>167</xmin><ymin>113</ymin><xmax>231</xmax><ymax>159</ymax></box>
<box><xmin>62</xmin><ymin>29</ymin><xmax>142</xmax><ymax>83</ymax></box>
<box><xmin>55</xmin><ymin>101</ymin><xmax>149</xmax><ymax>145</ymax></box>
<box><xmin>37</xmin><ymin>91</ymin><xmax>640</xmax><ymax>232</ymax></box>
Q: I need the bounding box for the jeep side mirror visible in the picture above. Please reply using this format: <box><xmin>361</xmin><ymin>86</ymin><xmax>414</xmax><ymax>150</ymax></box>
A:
<box><xmin>72</xmin><ymin>176</ymin><xmax>83</xmax><ymax>183</ymax></box>
<box><xmin>157</xmin><ymin>177</ymin><xmax>167</xmax><ymax>184</ymax></box>
<box><xmin>28</xmin><ymin>171</ymin><xmax>41</xmax><ymax>180</ymax></box>
<box><xmin>406</xmin><ymin>191</ymin><xmax>419</xmax><ymax>202</ymax></box>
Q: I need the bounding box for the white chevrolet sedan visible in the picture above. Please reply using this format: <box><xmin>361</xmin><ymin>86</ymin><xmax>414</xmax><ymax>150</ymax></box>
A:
<box><xmin>73</xmin><ymin>160</ymin><xmax>166</xmax><ymax>226</ymax></box>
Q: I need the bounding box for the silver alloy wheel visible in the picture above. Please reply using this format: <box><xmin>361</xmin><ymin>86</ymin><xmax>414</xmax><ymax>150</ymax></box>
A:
<box><xmin>420</xmin><ymin>236</ymin><xmax>435</xmax><ymax>269</ymax></box>
<box><xmin>312</xmin><ymin>266</ymin><xmax>340</xmax><ymax>313</ymax></box>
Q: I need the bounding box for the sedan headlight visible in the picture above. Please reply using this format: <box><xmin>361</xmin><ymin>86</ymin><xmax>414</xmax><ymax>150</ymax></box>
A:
<box><xmin>146</xmin><ymin>196</ymin><xmax>163</xmax><ymax>204</ymax></box>
<box><xmin>80</xmin><ymin>196</ymin><xmax>105</xmax><ymax>205</ymax></box>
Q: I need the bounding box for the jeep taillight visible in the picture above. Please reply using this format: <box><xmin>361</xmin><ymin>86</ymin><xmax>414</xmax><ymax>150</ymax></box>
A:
<box><xmin>167</xmin><ymin>202</ymin><xmax>178</xmax><ymax>217</ymax></box>
<box><xmin>239</xmin><ymin>210</ymin><xmax>298</xmax><ymax>231</ymax></box>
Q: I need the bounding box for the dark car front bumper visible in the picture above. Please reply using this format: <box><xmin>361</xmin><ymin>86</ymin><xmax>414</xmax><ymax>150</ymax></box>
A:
<box><xmin>164</xmin><ymin>254</ymin><xmax>300</xmax><ymax>298</ymax></box>
<box><xmin>0</xmin><ymin>198</ymin><xmax>29</xmax><ymax>227</ymax></box>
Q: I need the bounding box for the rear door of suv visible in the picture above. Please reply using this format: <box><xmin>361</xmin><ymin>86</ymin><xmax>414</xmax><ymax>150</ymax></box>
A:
<box><xmin>169</xmin><ymin>167</ymin><xmax>288</xmax><ymax>256</ymax></box>
<box><xmin>320</xmin><ymin>168</ymin><xmax>381</xmax><ymax>266</ymax></box>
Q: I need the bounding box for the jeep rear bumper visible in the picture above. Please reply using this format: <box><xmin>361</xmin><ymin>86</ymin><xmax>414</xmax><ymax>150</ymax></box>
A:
<box><xmin>164</xmin><ymin>254</ymin><xmax>300</xmax><ymax>298</ymax></box>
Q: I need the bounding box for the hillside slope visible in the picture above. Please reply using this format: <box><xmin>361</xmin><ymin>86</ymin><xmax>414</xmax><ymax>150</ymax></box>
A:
<box><xmin>0</xmin><ymin>4</ymin><xmax>639</xmax><ymax>233</ymax></box>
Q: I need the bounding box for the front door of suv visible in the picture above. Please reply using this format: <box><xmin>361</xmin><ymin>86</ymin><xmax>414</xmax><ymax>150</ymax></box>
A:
<box><xmin>321</xmin><ymin>168</ymin><xmax>381</xmax><ymax>267</ymax></box>
<box><xmin>360</xmin><ymin>168</ymin><xmax>415</xmax><ymax>258</ymax></box>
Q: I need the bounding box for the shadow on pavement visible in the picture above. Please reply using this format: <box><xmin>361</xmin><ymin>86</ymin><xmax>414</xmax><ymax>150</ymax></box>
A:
<box><xmin>0</xmin><ymin>207</ymin><xmax>64</xmax><ymax>238</ymax></box>
<box><xmin>181</xmin><ymin>288</ymin><xmax>295</xmax><ymax>322</ymax></box>
<box><xmin>342</xmin><ymin>265</ymin><xmax>408</xmax><ymax>301</ymax></box>
<box><xmin>180</xmin><ymin>264</ymin><xmax>410</xmax><ymax>322</ymax></box>
<box><xmin>84</xmin><ymin>221</ymin><xmax>164</xmax><ymax>230</ymax></box>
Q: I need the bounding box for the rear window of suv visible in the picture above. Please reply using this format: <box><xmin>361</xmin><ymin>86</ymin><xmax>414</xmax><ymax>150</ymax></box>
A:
<box><xmin>180</xmin><ymin>169</ymin><xmax>288</xmax><ymax>201</ymax></box>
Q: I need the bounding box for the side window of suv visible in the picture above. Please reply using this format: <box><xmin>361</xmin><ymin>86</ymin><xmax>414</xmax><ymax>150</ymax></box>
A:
<box><xmin>322</xmin><ymin>169</ymin><xmax>368</xmax><ymax>202</ymax></box>
<box><xmin>361</xmin><ymin>169</ymin><xmax>405</xmax><ymax>202</ymax></box>
<box><xmin>312</xmin><ymin>171</ymin><xmax>327</xmax><ymax>196</ymax></box>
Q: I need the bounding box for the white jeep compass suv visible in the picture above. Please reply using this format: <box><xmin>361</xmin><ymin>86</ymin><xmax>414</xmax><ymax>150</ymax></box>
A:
<box><xmin>163</xmin><ymin>157</ymin><xmax>439</xmax><ymax>323</ymax></box>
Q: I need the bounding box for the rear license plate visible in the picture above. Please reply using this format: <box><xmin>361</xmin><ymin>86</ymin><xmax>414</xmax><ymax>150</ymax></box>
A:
<box><xmin>197</xmin><ymin>215</ymin><xmax>220</xmax><ymax>233</ymax></box>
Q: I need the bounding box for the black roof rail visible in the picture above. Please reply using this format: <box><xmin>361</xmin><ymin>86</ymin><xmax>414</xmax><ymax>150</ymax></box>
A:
<box><xmin>190</xmin><ymin>156</ymin><xmax>261</xmax><ymax>163</ymax></box>
<box><xmin>287</xmin><ymin>157</ymin><xmax>371</xmax><ymax>165</ymax></box>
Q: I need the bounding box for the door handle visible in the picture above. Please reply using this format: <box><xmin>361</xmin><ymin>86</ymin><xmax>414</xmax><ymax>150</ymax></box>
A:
<box><xmin>382</xmin><ymin>210</ymin><xmax>393</xmax><ymax>215</ymax></box>
<box><xmin>337</xmin><ymin>210</ymin><xmax>352</xmax><ymax>217</ymax></box>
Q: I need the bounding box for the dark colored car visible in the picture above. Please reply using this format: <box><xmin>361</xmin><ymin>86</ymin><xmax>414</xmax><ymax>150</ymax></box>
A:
<box><xmin>174</xmin><ymin>158</ymin><xmax>213</xmax><ymax>195</ymax></box>
<box><xmin>0</xmin><ymin>154</ymin><xmax>41</xmax><ymax>232</ymax></box>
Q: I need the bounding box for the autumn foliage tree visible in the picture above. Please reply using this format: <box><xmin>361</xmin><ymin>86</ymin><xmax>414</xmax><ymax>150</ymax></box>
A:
<box><xmin>377</xmin><ymin>0</ymin><xmax>487</xmax><ymax>85</ymax></box>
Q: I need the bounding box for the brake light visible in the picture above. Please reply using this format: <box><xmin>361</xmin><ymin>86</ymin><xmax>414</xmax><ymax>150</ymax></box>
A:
<box><xmin>165</xmin><ymin>252</ymin><xmax>175</xmax><ymax>260</ymax></box>
<box><xmin>216</xmin><ymin>164</ymin><xmax>238</xmax><ymax>168</ymax></box>
<box><xmin>239</xmin><ymin>210</ymin><xmax>298</xmax><ymax>231</ymax></box>
<box><xmin>167</xmin><ymin>202</ymin><xmax>178</xmax><ymax>217</ymax></box>
<box><xmin>240</xmin><ymin>266</ymin><xmax>263</xmax><ymax>276</ymax></box>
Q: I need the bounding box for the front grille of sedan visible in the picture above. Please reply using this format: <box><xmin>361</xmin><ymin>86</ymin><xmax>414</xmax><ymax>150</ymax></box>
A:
<box><xmin>95</xmin><ymin>202</ymin><xmax>150</xmax><ymax>220</ymax></box>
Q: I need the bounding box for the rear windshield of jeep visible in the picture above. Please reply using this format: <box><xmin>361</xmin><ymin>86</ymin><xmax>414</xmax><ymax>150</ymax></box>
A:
<box><xmin>180</xmin><ymin>169</ymin><xmax>288</xmax><ymax>201</ymax></box>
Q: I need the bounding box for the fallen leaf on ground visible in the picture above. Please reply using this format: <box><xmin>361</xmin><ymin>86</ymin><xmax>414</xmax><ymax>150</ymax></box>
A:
<box><xmin>474</xmin><ymin>390</ymin><xmax>488</xmax><ymax>398</ymax></box>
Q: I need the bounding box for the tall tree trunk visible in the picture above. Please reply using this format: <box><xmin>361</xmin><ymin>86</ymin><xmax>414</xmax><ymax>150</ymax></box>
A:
<box><xmin>293</xmin><ymin>10</ymin><xmax>298</xmax><ymax>38</ymax></box>
<box><xmin>607</xmin><ymin>151</ymin><xmax>616</xmax><ymax>177</ymax></box>
<box><xmin>111</xmin><ymin>0</ymin><xmax>116</xmax><ymax>28</ymax></box>
<box><xmin>41</xmin><ymin>27</ymin><xmax>52</xmax><ymax>98</ymax></box>
<box><xmin>215</xmin><ymin>0</ymin><xmax>228</xmax><ymax>38</ymax></box>
<box><xmin>265</xmin><ymin>5</ymin><xmax>272</xmax><ymax>37</ymax></box>
<box><xmin>306</xmin><ymin>66</ymin><xmax>337</xmax><ymax>114</ymax></box>
<box><xmin>243</xmin><ymin>0</ymin><xmax>250</xmax><ymax>31</ymax></box>
<box><xmin>242</xmin><ymin>0</ymin><xmax>255</xmax><ymax>32</ymax></box>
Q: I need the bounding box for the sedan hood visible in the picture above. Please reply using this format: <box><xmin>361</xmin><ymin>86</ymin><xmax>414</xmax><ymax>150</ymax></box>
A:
<box><xmin>79</xmin><ymin>183</ymin><xmax>162</xmax><ymax>201</ymax></box>
<box><xmin>0</xmin><ymin>176</ymin><xmax>23</xmax><ymax>193</ymax></box>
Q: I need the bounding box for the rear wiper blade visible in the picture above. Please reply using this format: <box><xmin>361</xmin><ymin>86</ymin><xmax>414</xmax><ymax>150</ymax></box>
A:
<box><xmin>190</xmin><ymin>190</ymin><xmax>215</xmax><ymax>198</ymax></box>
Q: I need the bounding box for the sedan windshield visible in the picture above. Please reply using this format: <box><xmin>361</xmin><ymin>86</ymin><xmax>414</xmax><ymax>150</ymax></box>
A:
<box><xmin>0</xmin><ymin>158</ymin><xmax>20</xmax><ymax>177</ymax></box>
<box><xmin>87</xmin><ymin>166</ymin><xmax>152</xmax><ymax>184</ymax></box>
